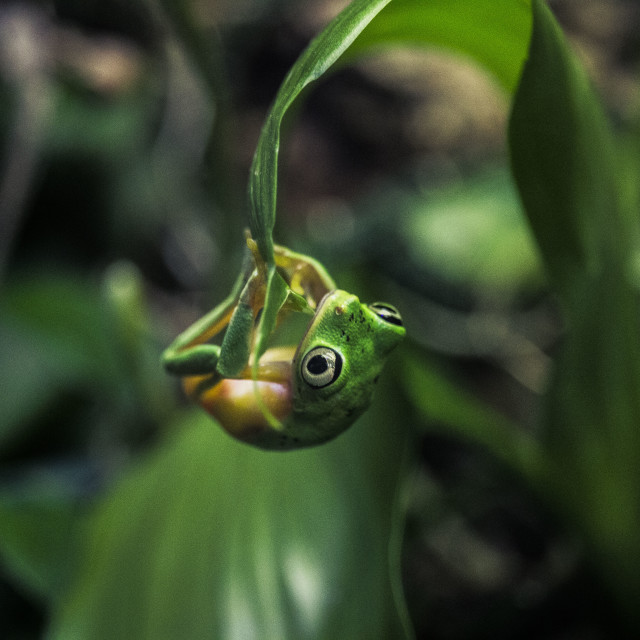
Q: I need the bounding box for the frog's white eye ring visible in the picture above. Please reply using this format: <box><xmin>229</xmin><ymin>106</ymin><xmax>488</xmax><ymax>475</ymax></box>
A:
<box><xmin>368</xmin><ymin>302</ymin><xmax>403</xmax><ymax>327</ymax></box>
<box><xmin>301</xmin><ymin>346</ymin><xmax>343</xmax><ymax>388</ymax></box>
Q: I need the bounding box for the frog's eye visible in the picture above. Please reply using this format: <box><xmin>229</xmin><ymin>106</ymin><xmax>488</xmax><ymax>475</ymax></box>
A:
<box><xmin>301</xmin><ymin>346</ymin><xmax>343</xmax><ymax>388</ymax></box>
<box><xmin>368</xmin><ymin>302</ymin><xmax>403</xmax><ymax>327</ymax></box>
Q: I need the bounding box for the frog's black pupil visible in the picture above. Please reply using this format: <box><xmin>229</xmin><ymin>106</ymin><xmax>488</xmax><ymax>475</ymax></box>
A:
<box><xmin>307</xmin><ymin>354</ymin><xmax>328</xmax><ymax>374</ymax></box>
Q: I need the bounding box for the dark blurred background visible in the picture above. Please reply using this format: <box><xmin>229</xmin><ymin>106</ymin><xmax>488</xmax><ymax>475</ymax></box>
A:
<box><xmin>1</xmin><ymin>0</ymin><xmax>639</xmax><ymax>638</ymax></box>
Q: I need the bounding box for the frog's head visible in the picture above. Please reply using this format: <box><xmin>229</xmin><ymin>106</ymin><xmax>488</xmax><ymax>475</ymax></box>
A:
<box><xmin>282</xmin><ymin>290</ymin><xmax>405</xmax><ymax>447</ymax></box>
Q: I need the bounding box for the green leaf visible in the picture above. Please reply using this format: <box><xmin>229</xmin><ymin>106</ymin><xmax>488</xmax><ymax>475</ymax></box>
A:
<box><xmin>47</xmin><ymin>408</ymin><xmax>411</xmax><ymax>639</ymax></box>
<box><xmin>509</xmin><ymin>0</ymin><xmax>640</xmax><ymax>624</ymax></box>
<box><xmin>509</xmin><ymin>0</ymin><xmax>627</xmax><ymax>295</ymax></box>
<box><xmin>218</xmin><ymin>301</ymin><xmax>255</xmax><ymax>377</ymax></box>
<box><xmin>253</xmin><ymin>268</ymin><xmax>290</xmax><ymax>378</ymax></box>
<box><xmin>248</xmin><ymin>0</ymin><xmax>394</xmax><ymax>265</ymax></box>
<box><xmin>248</xmin><ymin>0</ymin><xmax>532</xmax><ymax>267</ymax></box>
<box><xmin>348</xmin><ymin>0</ymin><xmax>532</xmax><ymax>92</ymax></box>
<box><xmin>0</xmin><ymin>275</ymin><xmax>124</xmax><ymax>449</ymax></box>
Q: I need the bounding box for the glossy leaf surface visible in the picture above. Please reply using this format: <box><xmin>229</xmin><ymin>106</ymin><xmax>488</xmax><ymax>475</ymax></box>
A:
<box><xmin>48</xmin><ymin>407</ymin><xmax>409</xmax><ymax>639</ymax></box>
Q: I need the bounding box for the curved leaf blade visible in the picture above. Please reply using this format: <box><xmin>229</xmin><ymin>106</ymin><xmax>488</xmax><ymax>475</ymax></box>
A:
<box><xmin>509</xmin><ymin>0</ymin><xmax>627</xmax><ymax>294</ymax></box>
<box><xmin>248</xmin><ymin>0</ymin><xmax>533</xmax><ymax>371</ymax></box>
<box><xmin>348</xmin><ymin>0</ymin><xmax>532</xmax><ymax>92</ymax></box>
<box><xmin>249</xmin><ymin>0</ymin><xmax>532</xmax><ymax>266</ymax></box>
<box><xmin>248</xmin><ymin>0</ymin><xmax>393</xmax><ymax>265</ymax></box>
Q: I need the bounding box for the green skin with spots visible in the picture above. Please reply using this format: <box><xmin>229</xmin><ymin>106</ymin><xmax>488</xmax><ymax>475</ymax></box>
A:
<box><xmin>260</xmin><ymin>290</ymin><xmax>406</xmax><ymax>449</ymax></box>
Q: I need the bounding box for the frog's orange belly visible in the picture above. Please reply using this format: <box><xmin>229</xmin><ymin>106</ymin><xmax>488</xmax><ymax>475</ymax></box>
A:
<box><xmin>183</xmin><ymin>377</ymin><xmax>292</xmax><ymax>442</ymax></box>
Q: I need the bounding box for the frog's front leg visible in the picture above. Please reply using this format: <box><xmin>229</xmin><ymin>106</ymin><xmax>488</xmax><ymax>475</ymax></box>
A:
<box><xmin>216</xmin><ymin>267</ymin><xmax>266</xmax><ymax>378</ymax></box>
<box><xmin>273</xmin><ymin>244</ymin><xmax>336</xmax><ymax>308</ymax></box>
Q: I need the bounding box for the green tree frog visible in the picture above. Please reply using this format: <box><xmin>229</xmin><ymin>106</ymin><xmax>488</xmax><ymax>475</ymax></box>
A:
<box><xmin>163</xmin><ymin>233</ymin><xmax>405</xmax><ymax>450</ymax></box>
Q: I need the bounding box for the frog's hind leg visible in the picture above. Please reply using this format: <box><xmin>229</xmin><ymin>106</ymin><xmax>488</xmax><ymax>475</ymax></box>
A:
<box><xmin>162</xmin><ymin>247</ymin><xmax>256</xmax><ymax>376</ymax></box>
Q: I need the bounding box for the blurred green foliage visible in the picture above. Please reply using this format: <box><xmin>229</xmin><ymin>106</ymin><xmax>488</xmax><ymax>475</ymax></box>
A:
<box><xmin>1</xmin><ymin>0</ymin><xmax>639</xmax><ymax>638</ymax></box>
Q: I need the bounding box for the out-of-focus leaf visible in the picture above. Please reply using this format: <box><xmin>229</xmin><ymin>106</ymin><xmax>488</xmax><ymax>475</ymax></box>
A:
<box><xmin>509</xmin><ymin>0</ymin><xmax>640</xmax><ymax>625</ymax></box>
<box><xmin>1</xmin><ymin>276</ymin><xmax>121</xmax><ymax>377</ymax></box>
<box><xmin>47</xmin><ymin>404</ymin><xmax>411</xmax><ymax>639</ymax></box>
<box><xmin>0</xmin><ymin>477</ymin><xmax>85</xmax><ymax>599</ymax></box>
<box><xmin>0</xmin><ymin>275</ymin><xmax>124</xmax><ymax>448</ymax></box>
<box><xmin>348</xmin><ymin>0</ymin><xmax>531</xmax><ymax>92</ymax></box>
<box><xmin>402</xmin><ymin>168</ymin><xmax>544</xmax><ymax>297</ymax></box>
<box><xmin>47</xmin><ymin>86</ymin><xmax>154</xmax><ymax>160</ymax></box>
<box><xmin>509</xmin><ymin>0</ymin><xmax>628</xmax><ymax>296</ymax></box>
<box><xmin>401</xmin><ymin>351</ymin><xmax>543</xmax><ymax>486</ymax></box>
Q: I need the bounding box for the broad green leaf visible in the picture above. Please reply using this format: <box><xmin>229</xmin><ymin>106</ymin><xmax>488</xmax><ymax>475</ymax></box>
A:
<box><xmin>509</xmin><ymin>0</ymin><xmax>627</xmax><ymax>295</ymax></box>
<box><xmin>47</xmin><ymin>406</ymin><xmax>411</xmax><ymax>640</ymax></box>
<box><xmin>348</xmin><ymin>0</ymin><xmax>532</xmax><ymax>92</ymax></box>
<box><xmin>509</xmin><ymin>0</ymin><xmax>640</xmax><ymax>624</ymax></box>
